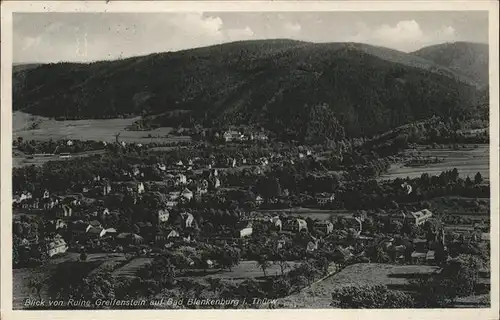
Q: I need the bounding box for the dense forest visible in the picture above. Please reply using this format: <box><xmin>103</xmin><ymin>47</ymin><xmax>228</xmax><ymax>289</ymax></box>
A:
<box><xmin>412</xmin><ymin>42</ymin><xmax>489</xmax><ymax>88</ymax></box>
<box><xmin>13</xmin><ymin>40</ymin><xmax>487</xmax><ymax>141</ymax></box>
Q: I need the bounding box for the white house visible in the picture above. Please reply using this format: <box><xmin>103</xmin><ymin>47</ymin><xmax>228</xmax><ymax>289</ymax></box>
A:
<box><xmin>42</xmin><ymin>197</ymin><xmax>58</xmax><ymax>210</ymax></box>
<box><xmin>87</xmin><ymin>227</ymin><xmax>107</xmax><ymax>239</ymax></box>
<box><xmin>409</xmin><ymin>209</ymin><xmax>433</xmax><ymax>226</ymax></box>
<box><xmin>105</xmin><ymin>228</ymin><xmax>118</xmax><ymax>237</ymax></box>
<box><xmin>86</xmin><ymin>220</ymin><xmax>102</xmax><ymax>232</ymax></box>
<box><xmin>54</xmin><ymin>219</ymin><xmax>67</xmax><ymax>230</ymax></box>
<box><xmin>306</xmin><ymin>240</ymin><xmax>319</xmax><ymax>253</ymax></box>
<box><xmin>201</xmin><ymin>179</ymin><xmax>209</xmax><ymax>190</ymax></box>
<box><xmin>168</xmin><ymin>229</ymin><xmax>180</xmax><ymax>239</ymax></box>
<box><xmin>214</xmin><ymin>177</ymin><xmax>221</xmax><ymax>189</ymax></box>
<box><xmin>277</xmin><ymin>239</ymin><xmax>286</xmax><ymax>250</ymax></box>
<box><xmin>155</xmin><ymin>229</ymin><xmax>180</xmax><ymax>243</ymax></box>
<box><xmin>137</xmin><ymin>182</ymin><xmax>145</xmax><ymax>194</ymax></box>
<box><xmin>102</xmin><ymin>183</ymin><xmax>112</xmax><ymax>196</ymax></box>
<box><xmin>19</xmin><ymin>192</ymin><xmax>33</xmax><ymax>202</ymax></box>
<box><xmin>283</xmin><ymin>218</ymin><xmax>308</xmax><ymax>233</ymax></box>
<box><xmin>47</xmin><ymin>235</ymin><xmax>68</xmax><ymax>257</ymax></box>
<box><xmin>166</xmin><ymin>201</ymin><xmax>178</xmax><ymax>209</ymax></box>
<box><xmin>316</xmin><ymin>193</ymin><xmax>335</xmax><ymax>206</ymax></box>
<box><xmin>255</xmin><ymin>195</ymin><xmax>264</xmax><ymax>206</ymax></box>
<box><xmin>182</xmin><ymin>212</ymin><xmax>195</xmax><ymax>228</ymax></box>
<box><xmin>254</xmin><ymin>132</ymin><xmax>268</xmax><ymax>141</ymax></box>
<box><xmin>401</xmin><ymin>182</ymin><xmax>413</xmax><ymax>195</ymax></box>
<box><xmin>158</xmin><ymin>209</ymin><xmax>170</xmax><ymax>223</ymax></box>
<box><xmin>297</xmin><ymin>219</ymin><xmax>308</xmax><ymax>232</ymax></box>
<box><xmin>177</xmin><ymin>174</ymin><xmax>187</xmax><ymax>185</ymax></box>
<box><xmin>240</xmin><ymin>227</ymin><xmax>253</xmax><ymax>238</ymax></box>
<box><xmin>271</xmin><ymin>216</ymin><xmax>282</xmax><ymax>231</ymax></box>
<box><xmin>182</xmin><ymin>188</ymin><xmax>193</xmax><ymax>201</ymax></box>
<box><xmin>223</xmin><ymin>130</ymin><xmax>243</xmax><ymax>142</ymax></box>
<box><xmin>133</xmin><ymin>167</ymin><xmax>141</xmax><ymax>176</ymax></box>
<box><xmin>56</xmin><ymin>204</ymin><xmax>73</xmax><ymax>218</ymax></box>
<box><xmin>101</xmin><ymin>208</ymin><xmax>110</xmax><ymax>217</ymax></box>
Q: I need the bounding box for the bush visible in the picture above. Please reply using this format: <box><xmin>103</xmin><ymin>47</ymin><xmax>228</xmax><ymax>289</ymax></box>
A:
<box><xmin>331</xmin><ymin>284</ymin><xmax>414</xmax><ymax>308</ymax></box>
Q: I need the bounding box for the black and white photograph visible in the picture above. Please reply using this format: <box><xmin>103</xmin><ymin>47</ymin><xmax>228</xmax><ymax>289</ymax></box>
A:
<box><xmin>1</xmin><ymin>1</ymin><xmax>498</xmax><ymax>317</ymax></box>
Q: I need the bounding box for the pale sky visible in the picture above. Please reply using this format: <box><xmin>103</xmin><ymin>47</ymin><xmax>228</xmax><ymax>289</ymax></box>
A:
<box><xmin>13</xmin><ymin>11</ymin><xmax>489</xmax><ymax>64</ymax></box>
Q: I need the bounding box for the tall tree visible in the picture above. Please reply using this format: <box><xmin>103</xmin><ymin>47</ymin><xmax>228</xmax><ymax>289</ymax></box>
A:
<box><xmin>256</xmin><ymin>255</ymin><xmax>271</xmax><ymax>277</ymax></box>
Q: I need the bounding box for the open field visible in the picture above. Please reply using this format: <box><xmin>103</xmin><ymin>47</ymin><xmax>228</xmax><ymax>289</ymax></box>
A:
<box><xmin>379</xmin><ymin>144</ymin><xmax>489</xmax><ymax>181</ymax></box>
<box><xmin>258</xmin><ymin>208</ymin><xmax>353</xmax><ymax>221</ymax></box>
<box><xmin>13</xmin><ymin>149</ymin><xmax>107</xmax><ymax>168</ymax></box>
<box><xmin>276</xmin><ymin>263</ymin><xmax>440</xmax><ymax>308</ymax></box>
<box><xmin>13</xmin><ymin>111</ymin><xmax>191</xmax><ymax>143</ymax></box>
<box><xmin>177</xmin><ymin>260</ymin><xmax>301</xmax><ymax>282</ymax></box>
<box><xmin>453</xmin><ymin>294</ymin><xmax>491</xmax><ymax>308</ymax></box>
<box><xmin>111</xmin><ymin>258</ymin><xmax>301</xmax><ymax>282</ymax></box>
<box><xmin>112</xmin><ymin>257</ymin><xmax>153</xmax><ymax>278</ymax></box>
<box><xmin>192</xmin><ymin>165</ymin><xmax>257</xmax><ymax>175</ymax></box>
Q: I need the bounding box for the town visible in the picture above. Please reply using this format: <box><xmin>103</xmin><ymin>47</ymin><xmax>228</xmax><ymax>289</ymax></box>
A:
<box><xmin>12</xmin><ymin>124</ymin><xmax>491</xmax><ymax>309</ymax></box>
<box><xmin>9</xmin><ymin>9</ymin><xmax>493</xmax><ymax>311</ymax></box>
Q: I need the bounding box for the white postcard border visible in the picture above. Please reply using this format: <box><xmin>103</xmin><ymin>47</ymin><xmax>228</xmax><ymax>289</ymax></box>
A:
<box><xmin>1</xmin><ymin>1</ymin><xmax>498</xmax><ymax>320</ymax></box>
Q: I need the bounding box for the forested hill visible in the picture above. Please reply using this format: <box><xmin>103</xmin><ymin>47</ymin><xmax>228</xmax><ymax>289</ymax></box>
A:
<box><xmin>13</xmin><ymin>39</ymin><xmax>484</xmax><ymax>140</ymax></box>
<box><xmin>412</xmin><ymin>42</ymin><xmax>489</xmax><ymax>88</ymax></box>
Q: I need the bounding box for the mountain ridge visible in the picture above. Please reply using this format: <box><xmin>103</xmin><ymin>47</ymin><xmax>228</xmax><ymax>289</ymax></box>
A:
<box><xmin>411</xmin><ymin>41</ymin><xmax>488</xmax><ymax>88</ymax></box>
<box><xmin>12</xmin><ymin>39</ymin><xmax>487</xmax><ymax>141</ymax></box>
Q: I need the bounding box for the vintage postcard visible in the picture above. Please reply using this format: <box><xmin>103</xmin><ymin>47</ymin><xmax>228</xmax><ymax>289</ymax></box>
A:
<box><xmin>1</xmin><ymin>1</ymin><xmax>499</xmax><ymax>320</ymax></box>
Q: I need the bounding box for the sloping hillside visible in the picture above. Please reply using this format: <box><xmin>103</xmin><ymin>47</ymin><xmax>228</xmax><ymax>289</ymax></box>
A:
<box><xmin>12</xmin><ymin>63</ymin><xmax>43</xmax><ymax>73</ymax></box>
<box><xmin>13</xmin><ymin>39</ymin><xmax>483</xmax><ymax>140</ymax></box>
<box><xmin>412</xmin><ymin>42</ymin><xmax>489</xmax><ymax>88</ymax></box>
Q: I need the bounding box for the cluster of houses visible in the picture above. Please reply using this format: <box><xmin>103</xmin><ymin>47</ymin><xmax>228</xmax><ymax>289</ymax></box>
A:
<box><xmin>389</xmin><ymin>209</ymin><xmax>434</xmax><ymax>226</ymax></box>
<box><xmin>16</xmin><ymin>137</ymin><xmax>488</xmax><ymax>270</ymax></box>
<box><xmin>12</xmin><ymin>143</ymin><xmax>327</xmax><ymax>216</ymax></box>
<box><xmin>219</xmin><ymin>130</ymin><xmax>269</xmax><ymax>143</ymax></box>
<box><xmin>38</xmin><ymin>207</ymin><xmax>199</xmax><ymax>254</ymax></box>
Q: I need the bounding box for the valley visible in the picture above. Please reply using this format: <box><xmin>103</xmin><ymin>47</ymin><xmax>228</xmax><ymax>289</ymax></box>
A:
<box><xmin>11</xmin><ymin>39</ymin><xmax>491</xmax><ymax>310</ymax></box>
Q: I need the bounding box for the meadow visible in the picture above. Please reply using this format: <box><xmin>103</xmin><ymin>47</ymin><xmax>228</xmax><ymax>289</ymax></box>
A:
<box><xmin>13</xmin><ymin>111</ymin><xmax>190</xmax><ymax>144</ymax></box>
<box><xmin>111</xmin><ymin>257</ymin><xmax>153</xmax><ymax>278</ymax></box>
<box><xmin>258</xmin><ymin>208</ymin><xmax>353</xmax><ymax>221</ymax></box>
<box><xmin>177</xmin><ymin>260</ymin><xmax>301</xmax><ymax>282</ymax></box>
<box><xmin>13</xmin><ymin>149</ymin><xmax>106</xmax><ymax>168</ymax></box>
<box><xmin>378</xmin><ymin>144</ymin><xmax>489</xmax><ymax>181</ymax></box>
<box><xmin>12</xmin><ymin>111</ymin><xmax>191</xmax><ymax>168</ymax></box>
<box><xmin>111</xmin><ymin>258</ymin><xmax>301</xmax><ymax>282</ymax></box>
<box><xmin>276</xmin><ymin>263</ymin><xmax>441</xmax><ymax>308</ymax></box>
